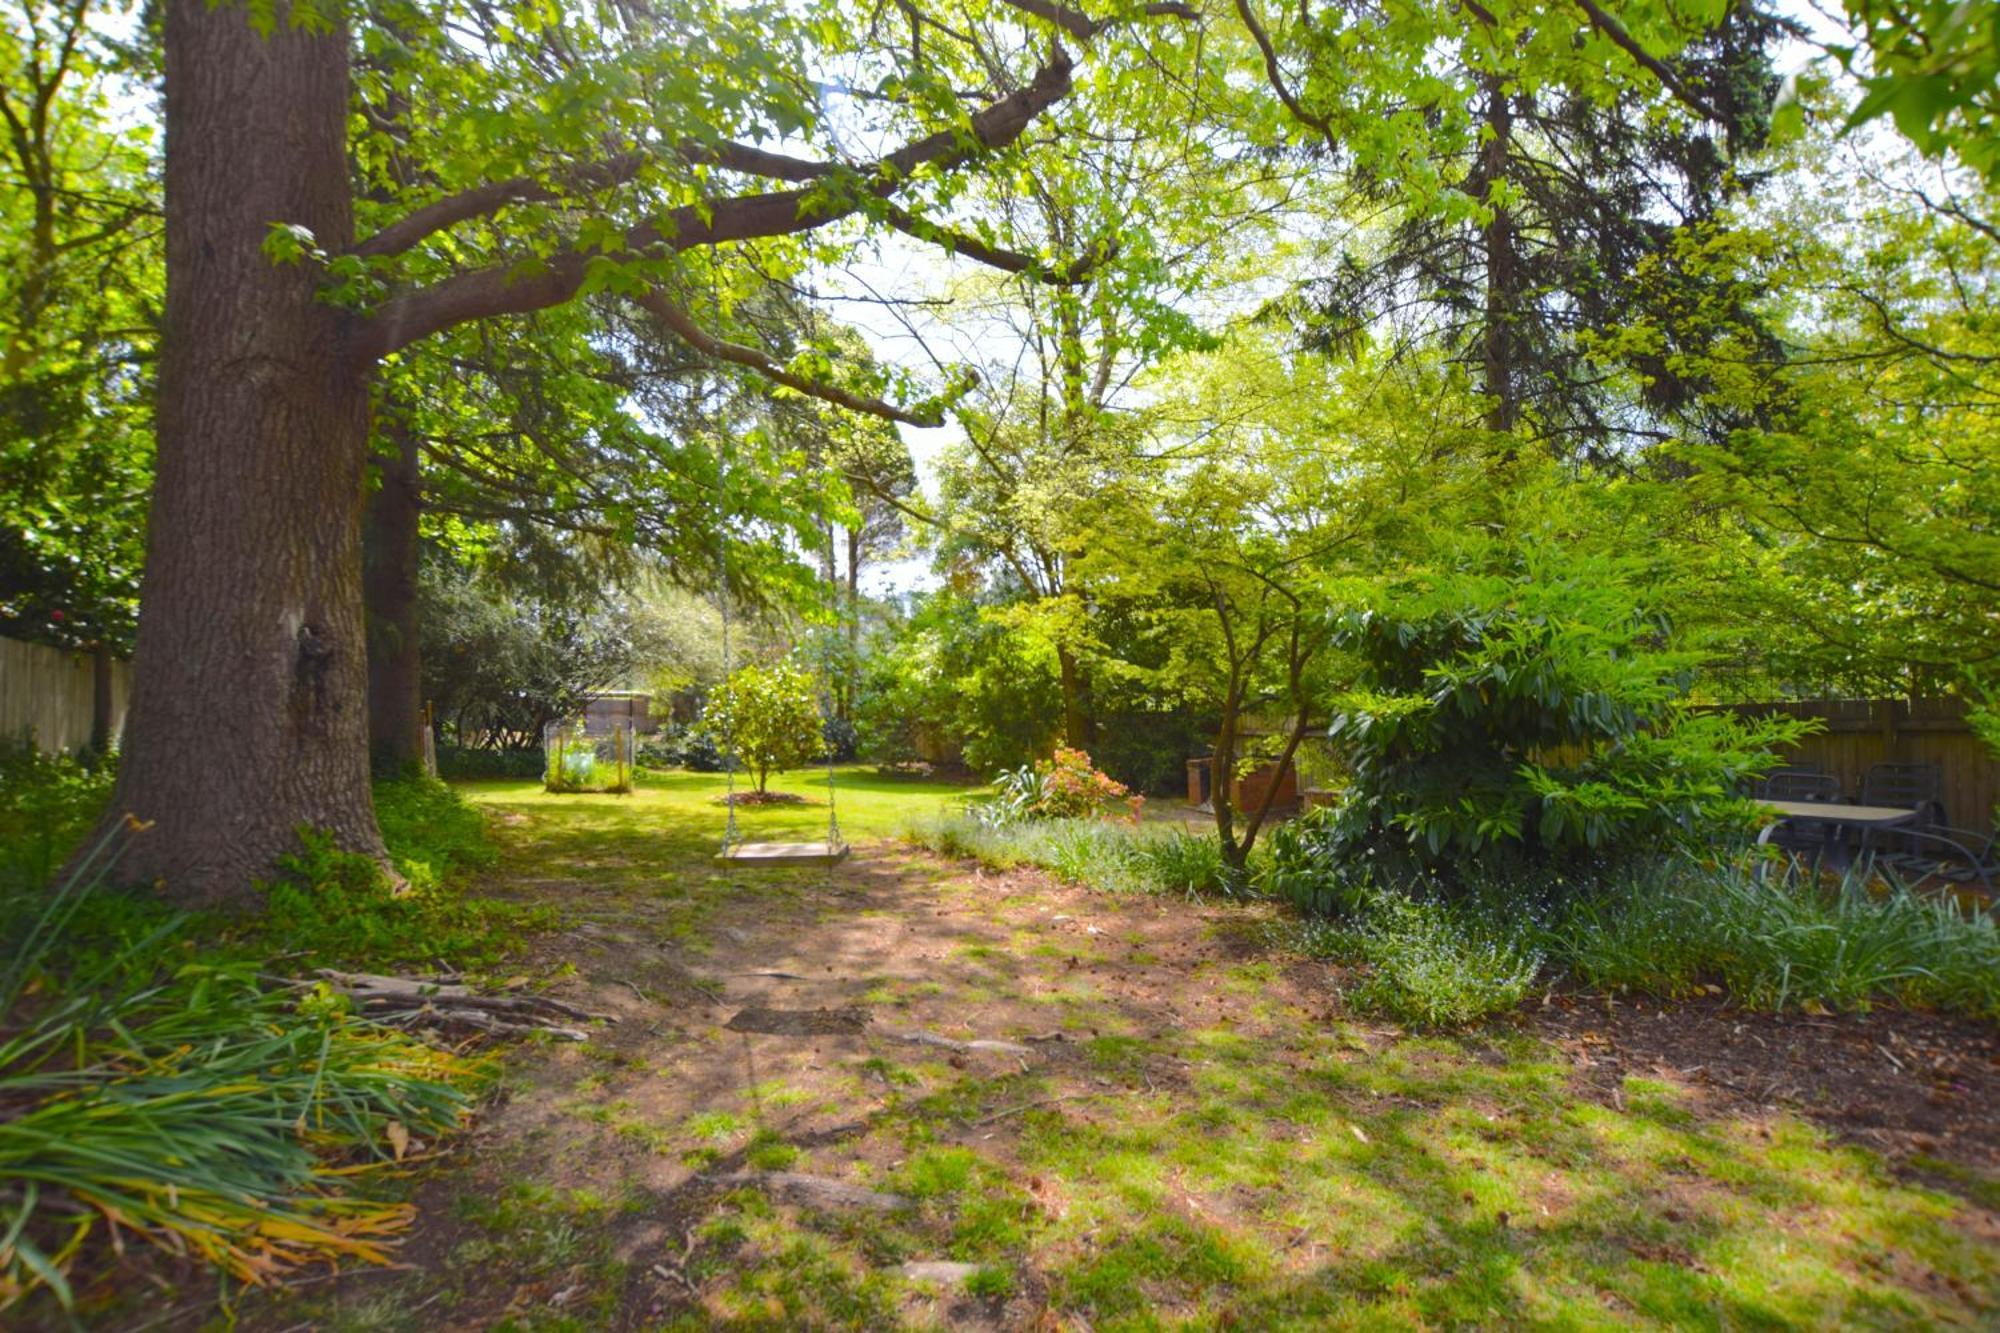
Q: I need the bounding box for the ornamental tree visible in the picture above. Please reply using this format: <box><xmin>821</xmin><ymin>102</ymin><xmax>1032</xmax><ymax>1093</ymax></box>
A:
<box><xmin>701</xmin><ymin>660</ymin><xmax>826</xmax><ymax>795</ymax></box>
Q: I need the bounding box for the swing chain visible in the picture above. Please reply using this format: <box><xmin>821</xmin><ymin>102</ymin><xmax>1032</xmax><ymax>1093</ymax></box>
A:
<box><xmin>718</xmin><ymin>438</ymin><xmax>740</xmax><ymax>852</ymax></box>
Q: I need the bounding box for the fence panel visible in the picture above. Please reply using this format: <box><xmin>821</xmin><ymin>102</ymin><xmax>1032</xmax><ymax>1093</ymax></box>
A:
<box><xmin>1720</xmin><ymin>698</ymin><xmax>1996</xmax><ymax>837</ymax></box>
<box><xmin>0</xmin><ymin>636</ymin><xmax>131</xmax><ymax>754</ymax></box>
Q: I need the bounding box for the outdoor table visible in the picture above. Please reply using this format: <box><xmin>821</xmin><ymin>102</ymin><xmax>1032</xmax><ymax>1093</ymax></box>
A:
<box><xmin>1756</xmin><ymin>799</ymin><xmax>1921</xmax><ymax>843</ymax></box>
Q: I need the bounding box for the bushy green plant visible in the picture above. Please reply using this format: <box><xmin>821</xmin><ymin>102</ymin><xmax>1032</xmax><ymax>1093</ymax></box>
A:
<box><xmin>1341</xmin><ymin>887</ymin><xmax>1545</xmax><ymax>1027</ymax></box>
<box><xmin>435</xmin><ymin>744</ymin><xmax>544</xmax><ymax>781</ymax></box>
<box><xmin>700</xmin><ymin>660</ymin><xmax>827</xmax><ymax>794</ymax></box>
<box><xmin>973</xmin><ymin>748</ymin><xmax>1142</xmax><ymax>828</ymax></box>
<box><xmin>0</xmin><ymin>832</ymin><xmax>479</xmax><ymax>1313</ymax></box>
<box><xmin>1252</xmin><ymin>805</ymin><xmax>1374</xmax><ymax>918</ymax></box>
<box><xmin>1323</xmin><ymin>551</ymin><xmax>1809</xmax><ymax>879</ymax></box>
<box><xmin>0</xmin><ymin>736</ymin><xmax>113</xmax><ymax>890</ymax></box>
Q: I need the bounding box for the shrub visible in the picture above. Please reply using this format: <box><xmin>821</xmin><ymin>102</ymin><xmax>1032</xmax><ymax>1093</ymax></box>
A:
<box><xmin>435</xmin><ymin>744</ymin><xmax>543</xmax><ymax>781</ymax></box>
<box><xmin>975</xmin><ymin>748</ymin><xmax>1142</xmax><ymax>827</ymax></box>
<box><xmin>700</xmin><ymin>660</ymin><xmax>827</xmax><ymax>793</ymax></box>
<box><xmin>1252</xmin><ymin>805</ymin><xmax>1373</xmax><ymax>918</ymax></box>
<box><xmin>0</xmin><ymin>736</ymin><xmax>113</xmax><ymax>890</ymax></box>
<box><xmin>1322</xmin><ymin>551</ymin><xmax>1809</xmax><ymax>881</ymax></box>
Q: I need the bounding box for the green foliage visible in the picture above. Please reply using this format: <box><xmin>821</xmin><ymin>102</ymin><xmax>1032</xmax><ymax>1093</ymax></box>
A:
<box><xmin>1342</xmin><ymin>889</ymin><xmax>1545</xmax><ymax>1028</ymax></box>
<box><xmin>977</xmin><ymin>747</ymin><xmax>1142</xmax><ymax>828</ymax></box>
<box><xmin>855</xmin><ymin>590</ymin><xmax>1061</xmax><ymax>774</ymax></box>
<box><xmin>0</xmin><ymin>835</ymin><xmax>480</xmax><ymax>1313</ymax></box>
<box><xmin>701</xmin><ymin>659</ymin><xmax>827</xmax><ymax>794</ymax></box>
<box><xmin>1836</xmin><ymin>0</ymin><xmax>2000</xmax><ymax>183</ymax></box>
<box><xmin>907</xmin><ymin>814</ymin><xmax>1233</xmax><ymax>900</ymax></box>
<box><xmin>226</xmin><ymin>775</ymin><xmax>535</xmax><ymax>972</ymax></box>
<box><xmin>1323</xmin><ymin>549</ymin><xmax>1807</xmax><ymax>877</ymax></box>
<box><xmin>0</xmin><ymin>737</ymin><xmax>113</xmax><ymax>891</ymax></box>
<box><xmin>1549</xmin><ymin>861</ymin><xmax>2000</xmax><ymax>1019</ymax></box>
<box><xmin>422</xmin><ymin>565</ymin><xmax>661</xmax><ymax>751</ymax></box>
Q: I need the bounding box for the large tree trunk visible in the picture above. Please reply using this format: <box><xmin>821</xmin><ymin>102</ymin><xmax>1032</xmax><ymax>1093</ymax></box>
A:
<box><xmin>108</xmin><ymin>0</ymin><xmax>382</xmax><ymax>906</ymax></box>
<box><xmin>364</xmin><ymin>409</ymin><xmax>426</xmax><ymax>772</ymax></box>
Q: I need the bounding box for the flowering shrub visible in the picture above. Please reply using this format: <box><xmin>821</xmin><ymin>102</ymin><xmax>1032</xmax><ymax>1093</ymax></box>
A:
<box><xmin>976</xmin><ymin>747</ymin><xmax>1144</xmax><ymax>829</ymax></box>
<box><xmin>1034</xmin><ymin>747</ymin><xmax>1143</xmax><ymax>821</ymax></box>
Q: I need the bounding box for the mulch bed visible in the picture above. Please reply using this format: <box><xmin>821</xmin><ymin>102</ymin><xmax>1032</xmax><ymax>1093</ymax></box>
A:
<box><xmin>1530</xmin><ymin>992</ymin><xmax>2000</xmax><ymax>1175</ymax></box>
<box><xmin>712</xmin><ymin>791</ymin><xmax>815</xmax><ymax>807</ymax></box>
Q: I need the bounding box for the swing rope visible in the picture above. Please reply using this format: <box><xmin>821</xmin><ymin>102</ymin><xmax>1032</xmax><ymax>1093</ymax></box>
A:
<box><xmin>709</xmin><ymin>270</ymin><xmax>849</xmax><ymax>868</ymax></box>
<box><xmin>717</xmin><ymin>436</ymin><xmax>741</xmax><ymax>853</ymax></box>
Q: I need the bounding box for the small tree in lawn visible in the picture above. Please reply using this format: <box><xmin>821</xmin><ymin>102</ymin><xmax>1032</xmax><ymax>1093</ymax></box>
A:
<box><xmin>703</xmin><ymin>662</ymin><xmax>827</xmax><ymax>796</ymax></box>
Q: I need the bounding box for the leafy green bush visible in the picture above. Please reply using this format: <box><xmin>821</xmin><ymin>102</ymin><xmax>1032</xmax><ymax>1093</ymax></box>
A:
<box><xmin>700</xmin><ymin>660</ymin><xmax>827</xmax><ymax>793</ymax></box>
<box><xmin>0</xmin><ymin>736</ymin><xmax>113</xmax><ymax>890</ymax></box>
<box><xmin>1322</xmin><ymin>551</ymin><xmax>1808</xmax><ymax>879</ymax></box>
<box><xmin>0</xmin><ymin>834</ymin><xmax>479</xmax><ymax>1314</ymax></box>
<box><xmin>435</xmin><ymin>744</ymin><xmax>544</xmax><ymax>781</ymax></box>
<box><xmin>975</xmin><ymin>747</ymin><xmax>1144</xmax><ymax>828</ymax></box>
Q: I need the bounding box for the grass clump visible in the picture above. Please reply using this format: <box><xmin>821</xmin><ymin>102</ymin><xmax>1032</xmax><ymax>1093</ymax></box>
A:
<box><xmin>0</xmin><ymin>832</ymin><xmax>480</xmax><ymax>1316</ymax></box>
<box><xmin>0</xmin><ymin>736</ymin><xmax>113</xmax><ymax>891</ymax></box>
<box><xmin>905</xmin><ymin>813</ymin><xmax>1235</xmax><ymax>899</ymax></box>
<box><xmin>253</xmin><ymin>776</ymin><xmax>550</xmax><ymax>971</ymax></box>
<box><xmin>1550</xmin><ymin>861</ymin><xmax>2000</xmax><ymax>1018</ymax></box>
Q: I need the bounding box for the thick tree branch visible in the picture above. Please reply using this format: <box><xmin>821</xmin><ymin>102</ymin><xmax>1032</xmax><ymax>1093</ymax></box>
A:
<box><xmin>353</xmin><ymin>142</ymin><xmax>839</xmax><ymax>260</ymax></box>
<box><xmin>1231</xmin><ymin>0</ymin><xmax>1340</xmax><ymax>154</ymax></box>
<box><xmin>354</xmin><ymin>54</ymin><xmax>1075</xmax><ymax>361</ymax></box>
<box><xmin>629</xmin><ymin>288</ymin><xmax>944</xmax><ymax>428</ymax></box>
<box><xmin>1572</xmin><ymin>0</ymin><xmax>1723</xmax><ymax>124</ymax></box>
<box><xmin>997</xmin><ymin>0</ymin><xmax>1198</xmax><ymax>41</ymax></box>
<box><xmin>878</xmin><ymin>200</ymin><xmax>1113</xmax><ymax>284</ymax></box>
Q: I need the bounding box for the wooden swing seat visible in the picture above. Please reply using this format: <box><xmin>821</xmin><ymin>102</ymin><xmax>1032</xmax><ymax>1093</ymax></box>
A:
<box><xmin>715</xmin><ymin>840</ymin><xmax>851</xmax><ymax>868</ymax></box>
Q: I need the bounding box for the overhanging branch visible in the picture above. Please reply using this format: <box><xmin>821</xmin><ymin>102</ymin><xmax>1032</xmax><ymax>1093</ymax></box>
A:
<box><xmin>354</xmin><ymin>53</ymin><xmax>1076</xmax><ymax>361</ymax></box>
<box><xmin>630</xmin><ymin>289</ymin><xmax>945</xmax><ymax>428</ymax></box>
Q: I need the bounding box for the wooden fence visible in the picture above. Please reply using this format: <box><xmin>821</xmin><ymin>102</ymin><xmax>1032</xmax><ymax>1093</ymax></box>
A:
<box><xmin>0</xmin><ymin>636</ymin><xmax>131</xmax><ymax>754</ymax></box>
<box><xmin>1718</xmin><ymin>698</ymin><xmax>1996</xmax><ymax>838</ymax></box>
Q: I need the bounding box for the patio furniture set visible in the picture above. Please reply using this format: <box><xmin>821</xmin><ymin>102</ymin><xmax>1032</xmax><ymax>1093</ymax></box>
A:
<box><xmin>1756</xmin><ymin>762</ymin><xmax>1997</xmax><ymax>894</ymax></box>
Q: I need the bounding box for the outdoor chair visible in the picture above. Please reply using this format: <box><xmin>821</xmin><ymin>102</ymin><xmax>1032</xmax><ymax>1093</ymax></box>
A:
<box><xmin>1859</xmin><ymin>762</ymin><xmax>1945</xmax><ymax>824</ymax></box>
<box><xmin>1856</xmin><ymin>762</ymin><xmax>1995</xmax><ymax>895</ymax></box>
<box><xmin>1755</xmin><ymin>767</ymin><xmax>1842</xmax><ymax>858</ymax></box>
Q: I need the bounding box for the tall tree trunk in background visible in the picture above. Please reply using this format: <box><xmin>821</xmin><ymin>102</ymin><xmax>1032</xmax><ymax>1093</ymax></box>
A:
<box><xmin>1056</xmin><ymin>644</ymin><xmax>1093</xmax><ymax>751</ymax></box>
<box><xmin>842</xmin><ymin>525</ymin><xmax>860</xmax><ymax>721</ymax></box>
<box><xmin>87</xmin><ymin>641</ymin><xmax>115</xmax><ymax>758</ymax></box>
<box><xmin>364</xmin><ymin>408</ymin><xmax>425</xmax><ymax>772</ymax></box>
<box><xmin>1479</xmin><ymin>75</ymin><xmax>1518</xmax><ymax>436</ymax></box>
<box><xmin>106</xmin><ymin>0</ymin><xmax>382</xmax><ymax>906</ymax></box>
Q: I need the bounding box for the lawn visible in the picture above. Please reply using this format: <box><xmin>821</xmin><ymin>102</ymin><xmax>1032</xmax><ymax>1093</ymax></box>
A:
<box><xmin>230</xmin><ymin>770</ymin><xmax>1998</xmax><ymax>1331</ymax></box>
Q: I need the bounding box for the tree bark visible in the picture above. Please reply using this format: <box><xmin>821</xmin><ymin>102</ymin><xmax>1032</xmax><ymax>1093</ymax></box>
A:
<box><xmin>1056</xmin><ymin>643</ymin><xmax>1093</xmax><ymax>751</ymax></box>
<box><xmin>107</xmin><ymin>0</ymin><xmax>381</xmax><ymax>906</ymax></box>
<box><xmin>87</xmin><ymin>640</ymin><xmax>115</xmax><ymax>759</ymax></box>
<box><xmin>1479</xmin><ymin>75</ymin><xmax>1518</xmax><ymax>436</ymax></box>
<box><xmin>364</xmin><ymin>407</ymin><xmax>425</xmax><ymax>772</ymax></box>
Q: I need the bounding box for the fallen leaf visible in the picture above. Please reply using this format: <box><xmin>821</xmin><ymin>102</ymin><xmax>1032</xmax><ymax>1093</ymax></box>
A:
<box><xmin>386</xmin><ymin>1119</ymin><xmax>410</xmax><ymax>1161</ymax></box>
<box><xmin>1348</xmin><ymin>1123</ymin><xmax>1369</xmax><ymax>1144</ymax></box>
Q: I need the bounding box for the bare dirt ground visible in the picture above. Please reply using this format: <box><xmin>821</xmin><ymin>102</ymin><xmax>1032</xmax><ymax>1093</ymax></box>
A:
<box><xmin>222</xmin><ymin>826</ymin><xmax>2000</xmax><ymax>1331</ymax></box>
